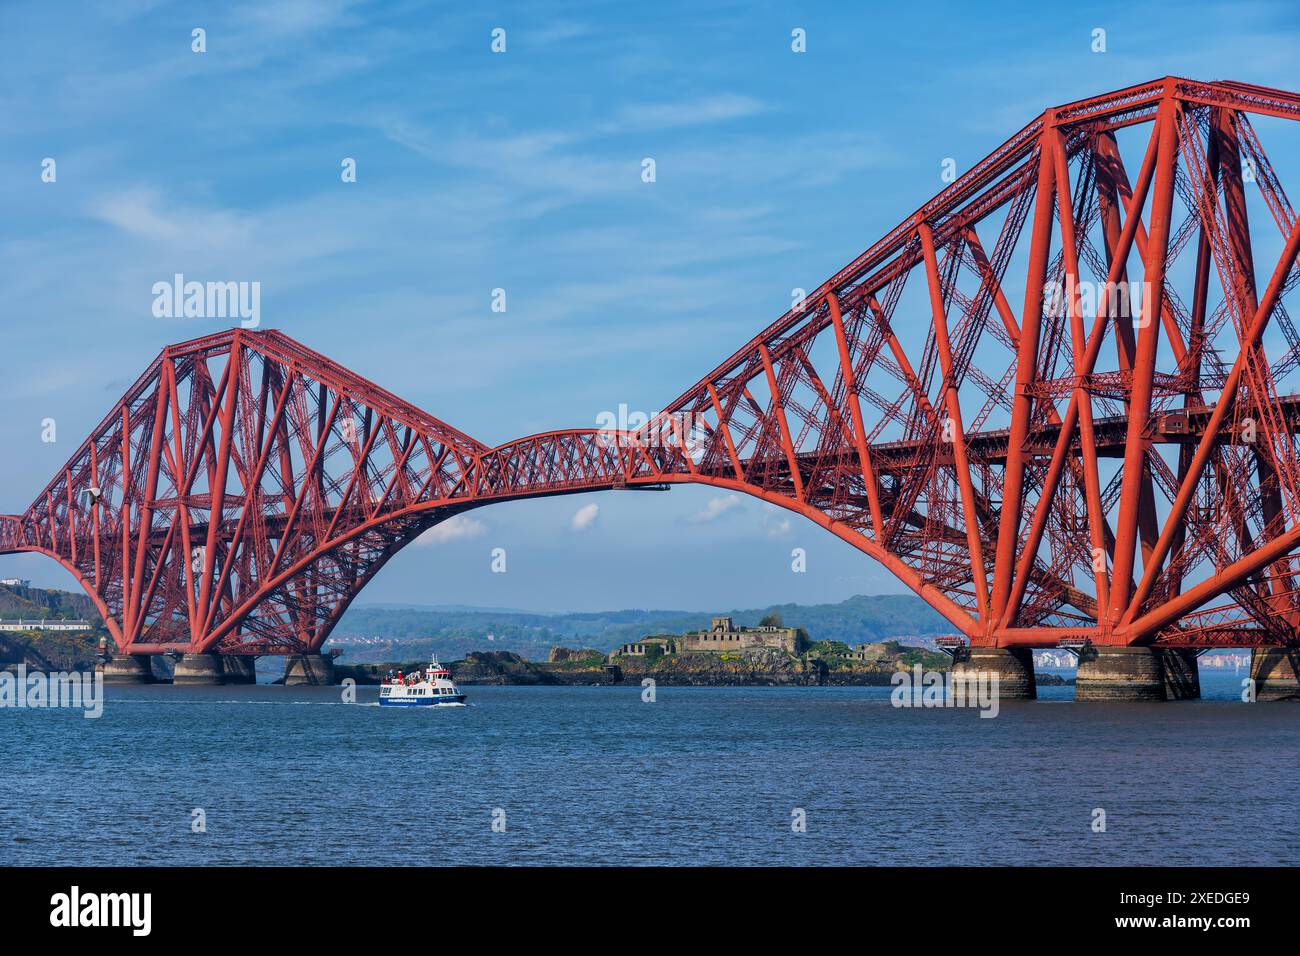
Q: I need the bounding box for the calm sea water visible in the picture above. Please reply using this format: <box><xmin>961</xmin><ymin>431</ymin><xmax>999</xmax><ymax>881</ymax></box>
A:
<box><xmin>3</xmin><ymin>669</ymin><xmax>1296</xmax><ymax>866</ymax></box>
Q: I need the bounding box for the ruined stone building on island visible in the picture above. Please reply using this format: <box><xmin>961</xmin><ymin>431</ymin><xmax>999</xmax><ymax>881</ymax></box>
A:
<box><xmin>614</xmin><ymin>616</ymin><xmax>806</xmax><ymax>658</ymax></box>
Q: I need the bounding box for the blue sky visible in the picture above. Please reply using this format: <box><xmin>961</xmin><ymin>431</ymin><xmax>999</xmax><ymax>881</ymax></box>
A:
<box><xmin>1</xmin><ymin>0</ymin><xmax>1298</xmax><ymax>611</ymax></box>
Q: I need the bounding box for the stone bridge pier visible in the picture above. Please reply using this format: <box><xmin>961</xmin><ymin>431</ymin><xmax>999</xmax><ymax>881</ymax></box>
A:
<box><xmin>1074</xmin><ymin>647</ymin><xmax>1201</xmax><ymax>701</ymax></box>
<box><xmin>98</xmin><ymin>651</ymin><xmax>339</xmax><ymax>685</ymax></box>
<box><xmin>1251</xmin><ymin>648</ymin><xmax>1300</xmax><ymax>700</ymax></box>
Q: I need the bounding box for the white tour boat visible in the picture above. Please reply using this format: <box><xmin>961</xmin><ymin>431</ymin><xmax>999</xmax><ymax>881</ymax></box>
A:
<box><xmin>379</xmin><ymin>654</ymin><xmax>466</xmax><ymax>707</ymax></box>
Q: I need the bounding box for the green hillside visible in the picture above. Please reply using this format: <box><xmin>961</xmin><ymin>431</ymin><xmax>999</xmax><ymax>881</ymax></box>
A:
<box><xmin>0</xmin><ymin>582</ymin><xmax>101</xmax><ymax>623</ymax></box>
<box><xmin>0</xmin><ymin>583</ymin><xmax>104</xmax><ymax>670</ymax></box>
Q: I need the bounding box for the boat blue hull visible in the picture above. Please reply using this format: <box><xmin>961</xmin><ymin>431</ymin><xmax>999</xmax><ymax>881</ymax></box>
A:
<box><xmin>379</xmin><ymin>695</ymin><xmax>466</xmax><ymax>707</ymax></box>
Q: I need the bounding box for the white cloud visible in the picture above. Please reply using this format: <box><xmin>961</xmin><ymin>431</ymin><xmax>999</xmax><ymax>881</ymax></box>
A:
<box><xmin>532</xmin><ymin>21</ymin><xmax>591</xmax><ymax>44</ymax></box>
<box><xmin>571</xmin><ymin>503</ymin><xmax>600</xmax><ymax>530</ymax></box>
<box><xmin>414</xmin><ymin>514</ymin><xmax>486</xmax><ymax>546</ymax></box>
<box><xmin>91</xmin><ymin>188</ymin><xmax>181</xmax><ymax>240</ymax></box>
<box><xmin>766</xmin><ymin>517</ymin><xmax>793</xmax><ymax>538</ymax></box>
<box><xmin>89</xmin><ymin>187</ymin><xmax>254</xmax><ymax>248</ymax></box>
<box><xmin>608</xmin><ymin>94</ymin><xmax>766</xmax><ymax>133</ymax></box>
<box><xmin>690</xmin><ymin>495</ymin><xmax>742</xmax><ymax>523</ymax></box>
<box><xmin>236</xmin><ymin>0</ymin><xmax>361</xmax><ymax>36</ymax></box>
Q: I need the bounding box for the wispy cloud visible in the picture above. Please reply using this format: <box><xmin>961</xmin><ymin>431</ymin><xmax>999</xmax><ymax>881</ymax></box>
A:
<box><xmin>89</xmin><ymin>187</ymin><xmax>256</xmax><ymax>249</ymax></box>
<box><xmin>606</xmin><ymin>93</ymin><xmax>767</xmax><ymax>133</ymax></box>
<box><xmin>766</xmin><ymin>517</ymin><xmax>793</xmax><ymax>538</ymax></box>
<box><xmin>532</xmin><ymin>21</ymin><xmax>592</xmax><ymax>45</ymax></box>
<box><xmin>233</xmin><ymin>0</ymin><xmax>362</xmax><ymax>36</ymax></box>
<box><xmin>689</xmin><ymin>495</ymin><xmax>742</xmax><ymax>523</ymax></box>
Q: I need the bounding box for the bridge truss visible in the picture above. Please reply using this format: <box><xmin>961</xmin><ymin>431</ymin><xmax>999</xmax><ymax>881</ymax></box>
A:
<box><xmin>3</xmin><ymin>77</ymin><xmax>1300</xmax><ymax>654</ymax></box>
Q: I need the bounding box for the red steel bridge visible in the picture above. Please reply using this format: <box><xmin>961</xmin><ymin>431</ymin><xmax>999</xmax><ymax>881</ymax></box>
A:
<box><xmin>3</xmin><ymin>77</ymin><xmax>1300</xmax><ymax>660</ymax></box>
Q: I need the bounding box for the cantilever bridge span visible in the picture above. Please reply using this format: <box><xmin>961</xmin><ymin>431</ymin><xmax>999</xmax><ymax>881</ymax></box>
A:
<box><xmin>4</xmin><ymin>78</ymin><xmax>1300</xmax><ymax>685</ymax></box>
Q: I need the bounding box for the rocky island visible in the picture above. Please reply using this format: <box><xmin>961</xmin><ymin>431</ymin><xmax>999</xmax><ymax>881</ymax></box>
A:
<box><xmin>333</xmin><ymin>615</ymin><xmax>996</xmax><ymax>687</ymax></box>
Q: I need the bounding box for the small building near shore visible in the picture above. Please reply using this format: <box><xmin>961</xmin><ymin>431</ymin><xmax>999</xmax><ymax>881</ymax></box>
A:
<box><xmin>616</xmin><ymin>636</ymin><xmax>679</xmax><ymax>657</ymax></box>
<box><xmin>0</xmin><ymin>618</ymin><xmax>92</xmax><ymax>632</ymax></box>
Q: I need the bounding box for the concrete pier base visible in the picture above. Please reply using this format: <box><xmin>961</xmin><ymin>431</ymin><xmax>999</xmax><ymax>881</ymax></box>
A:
<box><xmin>172</xmin><ymin>653</ymin><xmax>225</xmax><ymax>686</ymax></box>
<box><xmin>283</xmin><ymin>653</ymin><xmax>335</xmax><ymax>686</ymax></box>
<box><xmin>1075</xmin><ymin>647</ymin><xmax>1200</xmax><ymax>701</ymax></box>
<box><xmin>951</xmin><ymin>647</ymin><xmax>1036</xmax><ymax>700</ymax></box>
<box><xmin>1251</xmin><ymin>648</ymin><xmax>1300</xmax><ymax>701</ymax></box>
<box><xmin>98</xmin><ymin>653</ymin><xmax>155</xmax><ymax>684</ymax></box>
<box><xmin>219</xmin><ymin>655</ymin><xmax>258</xmax><ymax>685</ymax></box>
